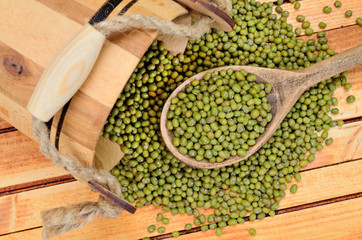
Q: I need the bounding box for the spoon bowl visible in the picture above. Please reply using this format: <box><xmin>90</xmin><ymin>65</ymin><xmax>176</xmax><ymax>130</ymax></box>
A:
<box><xmin>160</xmin><ymin>45</ymin><xmax>362</xmax><ymax>169</ymax></box>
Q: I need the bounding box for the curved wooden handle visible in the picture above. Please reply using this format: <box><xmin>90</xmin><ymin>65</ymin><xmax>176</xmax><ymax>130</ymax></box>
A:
<box><xmin>296</xmin><ymin>44</ymin><xmax>362</xmax><ymax>89</ymax></box>
<box><xmin>27</xmin><ymin>23</ymin><xmax>106</xmax><ymax>122</ymax></box>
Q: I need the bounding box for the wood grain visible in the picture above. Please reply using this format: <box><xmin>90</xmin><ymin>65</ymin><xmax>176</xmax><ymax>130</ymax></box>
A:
<box><xmin>157</xmin><ymin>14</ymin><xmax>192</xmax><ymax>55</ymax></box>
<box><xmin>27</xmin><ymin>23</ymin><xmax>106</xmax><ymax>122</ymax></box>
<box><xmin>3</xmin><ymin>197</ymin><xmax>361</xmax><ymax>240</ymax></box>
<box><xmin>36</xmin><ymin>0</ymin><xmax>95</xmax><ymax>26</ymax></box>
<box><xmin>0</xmin><ymin>160</ymin><xmax>360</xmax><ymax>238</ymax></box>
<box><xmin>280</xmin><ymin>0</ymin><xmax>362</xmax><ymax>32</ymax></box>
<box><xmin>174</xmin><ymin>0</ymin><xmax>234</xmax><ymax>32</ymax></box>
<box><xmin>0</xmin><ymin>119</ymin><xmax>12</xmax><ymax>130</ymax></box>
<box><xmin>303</xmin><ymin>121</ymin><xmax>362</xmax><ymax>170</ymax></box>
<box><xmin>299</xmin><ymin>25</ymin><xmax>362</xmax><ymax>121</ymax></box>
<box><xmin>176</xmin><ymin>197</ymin><xmax>362</xmax><ymax>240</ymax></box>
<box><xmin>0</xmin><ymin>131</ymin><xmax>69</xmax><ymax>189</ymax></box>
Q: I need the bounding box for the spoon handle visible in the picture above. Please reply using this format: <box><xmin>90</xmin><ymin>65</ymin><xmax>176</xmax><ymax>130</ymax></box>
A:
<box><xmin>296</xmin><ymin>44</ymin><xmax>362</xmax><ymax>89</ymax></box>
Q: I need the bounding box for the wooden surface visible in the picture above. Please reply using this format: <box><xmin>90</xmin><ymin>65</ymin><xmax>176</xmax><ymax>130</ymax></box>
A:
<box><xmin>0</xmin><ymin>0</ymin><xmax>361</xmax><ymax>240</ymax></box>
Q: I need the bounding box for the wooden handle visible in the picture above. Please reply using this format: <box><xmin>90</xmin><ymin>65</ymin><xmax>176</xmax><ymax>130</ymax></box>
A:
<box><xmin>27</xmin><ymin>23</ymin><xmax>106</xmax><ymax>122</ymax></box>
<box><xmin>296</xmin><ymin>44</ymin><xmax>362</xmax><ymax>89</ymax></box>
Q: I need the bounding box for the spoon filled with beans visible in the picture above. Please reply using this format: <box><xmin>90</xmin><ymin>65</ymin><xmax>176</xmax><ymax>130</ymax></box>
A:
<box><xmin>161</xmin><ymin>44</ymin><xmax>362</xmax><ymax>169</ymax></box>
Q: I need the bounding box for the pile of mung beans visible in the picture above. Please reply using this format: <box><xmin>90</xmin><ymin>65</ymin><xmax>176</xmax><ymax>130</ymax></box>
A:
<box><xmin>166</xmin><ymin>69</ymin><xmax>273</xmax><ymax>163</ymax></box>
<box><xmin>102</xmin><ymin>0</ymin><xmax>358</xmax><ymax>237</ymax></box>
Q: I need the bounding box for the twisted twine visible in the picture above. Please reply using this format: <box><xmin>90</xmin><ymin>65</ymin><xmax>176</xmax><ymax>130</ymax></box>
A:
<box><xmin>33</xmin><ymin>0</ymin><xmax>231</xmax><ymax>238</ymax></box>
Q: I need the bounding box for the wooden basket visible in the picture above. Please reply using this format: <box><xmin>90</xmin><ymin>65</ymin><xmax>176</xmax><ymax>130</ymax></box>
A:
<box><xmin>0</xmin><ymin>0</ymin><xmax>190</xmax><ymax>171</ymax></box>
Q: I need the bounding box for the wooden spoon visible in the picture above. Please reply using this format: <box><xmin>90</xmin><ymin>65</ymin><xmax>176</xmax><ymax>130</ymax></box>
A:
<box><xmin>161</xmin><ymin>44</ymin><xmax>362</xmax><ymax>169</ymax></box>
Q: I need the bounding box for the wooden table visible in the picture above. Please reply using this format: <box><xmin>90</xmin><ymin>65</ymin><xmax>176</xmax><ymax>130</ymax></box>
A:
<box><xmin>0</xmin><ymin>0</ymin><xmax>361</xmax><ymax>239</ymax></box>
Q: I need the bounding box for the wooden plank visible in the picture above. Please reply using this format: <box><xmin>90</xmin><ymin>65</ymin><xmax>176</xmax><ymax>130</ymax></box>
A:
<box><xmin>0</xmin><ymin>119</ymin><xmax>12</xmax><ymax>130</ymax></box>
<box><xmin>0</xmin><ymin>182</ymin><xmax>99</xmax><ymax>237</ymax></box>
<box><xmin>0</xmin><ymin>131</ymin><xmax>69</xmax><ymax>190</ymax></box>
<box><xmin>176</xmin><ymin>197</ymin><xmax>362</xmax><ymax>240</ymax></box>
<box><xmin>280</xmin><ymin>0</ymin><xmax>362</xmax><ymax>32</ymax></box>
<box><xmin>299</xmin><ymin>25</ymin><xmax>362</xmax><ymax>121</ymax></box>
<box><xmin>303</xmin><ymin>120</ymin><xmax>361</xmax><ymax>170</ymax></box>
<box><xmin>3</xmin><ymin>197</ymin><xmax>361</xmax><ymax>240</ymax></box>
<box><xmin>0</xmin><ymin>118</ymin><xmax>359</xmax><ymax>198</ymax></box>
<box><xmin>0</xmin><ymin>160</ymin><xmax>360</xmax><ymax>238</ymax></box>
<box><xmin>36</xmin><ymin>0</ymin><xmax>95</xmax><ymax>25</ymax></box>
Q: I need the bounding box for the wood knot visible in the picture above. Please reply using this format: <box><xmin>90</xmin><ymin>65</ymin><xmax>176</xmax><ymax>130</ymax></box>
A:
<box><xmin>3</xmin><ymin>57</ymin><xmax>23</xmax><ymax>75</ymax></box>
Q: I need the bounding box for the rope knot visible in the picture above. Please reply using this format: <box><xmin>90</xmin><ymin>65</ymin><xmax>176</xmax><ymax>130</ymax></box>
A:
<box><xmin>97</xmin><ymin>196</ymin><xmax>122</xmax><ymax>219</ymax></box>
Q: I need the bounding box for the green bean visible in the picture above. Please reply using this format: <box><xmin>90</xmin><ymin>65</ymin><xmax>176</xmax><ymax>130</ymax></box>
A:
<box><xmin>157</xmin><ymin>227</ymin><xmax>166</xmax><ymax>233</ymax></box>
<box><xmin>156</xmin><ymin>213</ymin><xmax>163</xmax><ymax>221</ymax></box>
<box><xmin>290</xmin><ymin>184</ymin><xmax>298</xmax><ymax>193</ymax></box>
<box><xmin>172</xmin><ymin>231</ymin><xmax>180</xmax><ymax>237</ymax></box>
<box><xmin>201</xmin><ymin>225</ymin><xmax>209</xmax><ymax>231</ymax></box>
<box><xmin>331</xmin><ymin>108</ymin><xmax>339</xmax><ymax>114</ymax></box>
<box><xmin>194</xmin><ymin>218</ymin><xmax>201</xmax><ymax>226</ymax></box>
<box><xmin>162</xmin><ymin>218</ymin><xmax>170</xmax><ymax>224</ymax></box>
<box><xmin>319</xmin><ymin>22</ymin><xmax>327</xmax><ymax>28</ymax></box>
<box><xmin>147</xmin><ymin>225</ymin><xmax>156</xmax><ymax>233</ymax></box>
<box><xmin>216</xmin><ymin>228</ymin><xmax>223</xmax><ymax>236</ymax></box>
<box><xmin>345</xmin><ymin>10</ymin><xmax>353</xmax><ymax>17</ymax></box>
<box><xmin>296</xmin><ymin>15</ymin><xmax>305</xmax><ymax>22</ymax></box>
<box><xmin>295</xmin><ymin>27</ymin><xmax>302</xmax><ymax>36</ymax></box>
<box><xmin>346</xmin><ymin>95</ymin><xmax>356</xmax><ymax>103</ymax></box>
<box><xmin>294</xmin><ymin>2</ymin><xmax>301</xmax><ymax>10</ymax></box>
<box><xmin>323</xmin><ymin>6</ymin><xmax>332</xmax><ymax>14</ymax></box>
<box><xmin>199</xmin><ymin>214</ymin><xmax>206</xmax><ymax>224</ymax></box>
<box><xmin>357</xmin><ymin>18</ymin><xmax>362</xmax><ymax>26</ymax></box>
<box><xmin>325</xmin><ymin>138</ymin><xmax>334</xmax><ymax>146</ymax></box>
<box><xmin>305</xmin><ymin>28</ymin><xmax>314</xmax><ymax>36</ymax></box>
<box><xmin>249</xmin><ymin>228</ymin><xmax>257</xmax><ymax>235</ymax></box>
<box><xmin>294</xmin><ymin>173</ymin><xmax>302</xmax><ymax>182</ymax></box>
<box><xmin>302</xmin><ymin>21</ymin><xmax>310</xmax><ymax>29</ymax></box>
<box><xmin>334</xmin><ymin>1</ymin><xmax>342</xmax><ymax>7</ymax></box>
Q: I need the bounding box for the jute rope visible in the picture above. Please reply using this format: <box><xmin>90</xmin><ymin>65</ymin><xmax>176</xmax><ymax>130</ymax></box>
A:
<box><xmin>33</xmin><ymin>0</ymin><xmax>231</xmax><ymax>238</ymax></box>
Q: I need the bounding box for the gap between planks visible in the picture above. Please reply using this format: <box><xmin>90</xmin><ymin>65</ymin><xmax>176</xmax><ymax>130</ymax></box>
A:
<box><xmin>0</xmin><ymin>127</ymin><xmax>17</xmax><ymax>135</ymax></box>
<box><xmin>0</xmin><ymin>120</ymin><xmax>360</xmax><ymax>197</ymax></box>
<box><xmin>1</xmin><ymin>190</ymin><xmax>361</xmax><ymax>239</ymax></box>
<box><xmin>0</xmin><ymin>175</ymin><xmax>74</xmax><ymax>197</ymax></box>
<box><xmin>0</xmin><ymin>158</ymin><xmax>360</xmax><ymax>238</ymax></box>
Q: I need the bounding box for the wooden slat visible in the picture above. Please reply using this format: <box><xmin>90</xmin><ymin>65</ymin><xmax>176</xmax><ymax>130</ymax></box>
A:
<box><xmin>280</xmin><ymin>0</ymin><xmax>362</xmax><ymax>32</ymax></box>
<box><xmin>176</xmin><ymin>197</ymin><xmax>362</xmax><ymax>240</ymax></box>
<box><xmin>0</xmin><ymin>131</ymin><xmax>69</xmax><ymax>190</ymax></box>
<box><xmin>3</xmin><ymin>197</ymin><xmax>361</xmax><ymax>240</ymax></box>
<box><xmin>0</xmin><ymin>119</ymin><xmax>12</xmax><ymax>130</ymax></box>
<box><xmin>303</xmin><ymin>121</ymin><xmax>361</xmax><ymax>170</ymax></box>
<box><xmin>0</xmin><ymin>119</ymin><xmax>359</xmax><ymax>192</ymax></box>
<box><xmin>302</xmin><ymin>25</ymin><xmax>362</xmax><ymax>121</ymax></box>
<box><xmin>0</xmin><ymin>159</ymin><xmax>360</xmax><ymax>238</ymax></box>
<box><xmin>36</xmin><ymin>0</ymin><xmax>95</xmax><ymax>25</ymax></box>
